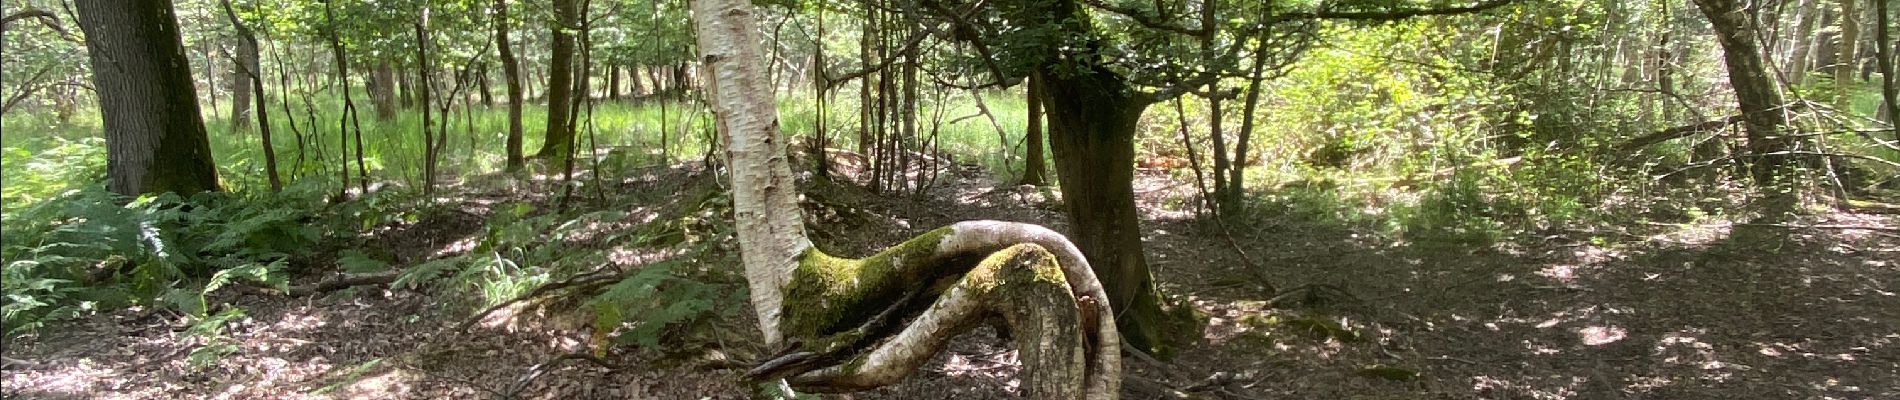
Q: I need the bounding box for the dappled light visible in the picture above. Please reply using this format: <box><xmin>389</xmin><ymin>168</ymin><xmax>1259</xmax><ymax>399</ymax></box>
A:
<box><xmin>5</xmin><ymin>0</ymin><xmax>1899</xmax><ymax>398</ymax></box>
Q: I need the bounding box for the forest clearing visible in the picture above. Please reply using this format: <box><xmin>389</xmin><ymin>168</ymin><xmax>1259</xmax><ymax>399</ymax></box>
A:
<box><xmin>3</xmin><ymin>0</ymin><xmax>1898</xmax><ymax>398</ymax></box>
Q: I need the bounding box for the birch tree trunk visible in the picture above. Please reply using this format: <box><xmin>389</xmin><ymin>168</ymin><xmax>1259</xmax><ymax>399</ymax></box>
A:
<box><xmin>693</xmin><ymin>0</ymin><xmax>1119</xmax><ymax>397</ymax></box>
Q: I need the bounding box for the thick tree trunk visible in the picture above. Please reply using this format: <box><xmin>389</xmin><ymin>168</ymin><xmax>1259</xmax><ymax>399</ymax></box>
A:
<box><xmin>1036</xmin><ymin>64</ymin><xmax>1177</xmax><ymax>357</ymax></box>
<box><xmin>1695</xmin><ymin>0</ymin><xmax>1798</xmax><ymax>189</ymax></box>
<box><xmin>371</xmin><ymin>62</ymin><xmax>399</xmax><ymax>120</ymax></box>
<box><xmin>76</xmin><ymin>0</ymin><xmax>222</xmax><ymax>196</ymax></box>
<box><xmin>536</xmin><ymin>0</ymin><xmax>578</xmax><ymax>159</ymax></box>
<box><xmin>1020</xmin><ymin>75</ymin><xmax>1048</xmax><ymax>186</ymax></box>
<box><xmin>494</xmin><ymin>0</ymin><xmax>525</xmax><ymax>172</ymax></box>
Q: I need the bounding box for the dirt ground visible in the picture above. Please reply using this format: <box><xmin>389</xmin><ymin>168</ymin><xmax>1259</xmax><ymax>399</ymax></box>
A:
<box><xmin>4</xmin><ymin>165</ymin><xmax>1897</xmax><ymax>399</ymax></box>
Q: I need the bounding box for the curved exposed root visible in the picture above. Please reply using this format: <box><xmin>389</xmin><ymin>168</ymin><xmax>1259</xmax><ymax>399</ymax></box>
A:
<box><xmin>768</xmin><ymin>221</ymin><xmax>1121</xmax><ymax>399</ymax></box>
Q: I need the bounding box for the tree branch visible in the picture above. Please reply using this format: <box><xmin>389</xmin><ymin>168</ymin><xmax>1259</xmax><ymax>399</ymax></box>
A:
<box><xmin>1615</xmin><ymin>115</ymin><xmax>1743</xmax><ymax>152</ymax></box>
<box><xmin>1075</xmin><ymin>0</ymin><xmax>1207</xmax><ymax>37</ymax></box>
<box><xmin>1268</xmin><ymin>0</ymin><xmax>1518</xmax><ymax>23</ymax></box>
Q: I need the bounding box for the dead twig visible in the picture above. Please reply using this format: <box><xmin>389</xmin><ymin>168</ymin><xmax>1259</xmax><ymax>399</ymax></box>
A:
<box><xmin>238</xmin><ymin>271</ymin><xmax>402</xmax><ymax>297</ymax></box>
<box><xmin>501</xmin><ymin>353</ymin><xmax>623</xmax><ymax>399</ymax></box>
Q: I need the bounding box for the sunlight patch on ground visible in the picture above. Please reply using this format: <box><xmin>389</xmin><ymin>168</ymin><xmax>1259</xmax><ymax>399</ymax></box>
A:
<box><xmin>1470</xmin><ymin>375</ymin><xmax>1584</xmax><ymax>399</ymax></box>
<box><xmin>1645</xmin><ymin>221</ymin><xmax>1732</xmax><ymax>246</ymax></box>
<box><xmin>1577</xmin><ymin>325</ymin><xmax>1626</xmax><ymax>346</ymax></box>
<box><xmin>431</xmin><ymin>235</ymin><xmax>481</xmax><ymax>258</ymax></box>
<box><xmin>323</xmin><ymin>368</ymin><xmax>412</xmax><ymax>399</ymax></box>
<box><xmin>1654</xmin><ymin>329</ymin><xmax>1749</xmax><ymax>382</ymax></box>
<box><xmin>938</xmin><ymin>350</ymin><xmax>1021</xmax><ymax>389</ymax></box>
<box><xmin>2</xmin><ymin>360</ymin><xmax>136</xmax><ymax>398</ymax></box>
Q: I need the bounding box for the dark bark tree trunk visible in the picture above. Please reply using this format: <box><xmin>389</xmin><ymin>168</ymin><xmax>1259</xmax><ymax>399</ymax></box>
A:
<box><xmin>1228</xmin><ymin>25</ymin><xmax>1273</xmax><ymax>213</ymax></box>
<box><xmin>75</xmin><ymin>0</ymin><xmax>222</xmax><ymax>195</ymax></box>
<box><xmin>1694</xmin><ymin>0</ymin><xmax>1801</xmax><ymax>205</ymax></box>
<box><xmin>477</xmin><ymin>63</ymin><xmax>494</xmax><ymax>107</ymax></box>
<box><xmin>322</xmin><ymin>0</ymin><xmax>369</xmax><ymax>194</ymax></box>
<box><xmin>398</xmin><ymin>64</ymin><xmax>416</xmax><ymax>108</ymax></box>
<box><xmin>811</xmin><ymin>4</ymin><xmax>830</xmax><ymax>178</ymax></box>
<box><xmin>536</xmin><ymin>0</ymin><xmax>578</xmax><ymax>159</ymax></box>
<box><xmin>608</xmin><ymin>63</ymin><xmax>621</xmax><ymax>101</ymax></box>
<box><xmin>417</xmin><ymin>8</ymin><xmax>435</xmax><ymax>197</ymax></box>
<box><xmin>494</xmin><ymin>0</ymin><xmax>526</xmax><ymax>172</ymax></box>
<box><xmin>1036</xmin><ymin>63</ymin><xmax>1178</xmax><ymax>357</ymax></box>
<box><xmin>1019</xmin><ymin>75</ymin><xmax>1047</xmax><ymax>186</ymax></box>
<box><xmin>371</xmin><ymin>62</ymin><xmax>399</xmax><ymax>120</ymax></box>
<box><xmin>1875</xmin><ymin>0</ymin><xmax>1899</xmax><ymax>129</ymax></box>
<box><xmin>1004</xmin><ymin>0</ymin><xmax>1185</xmax><ymax>358</ymax></box>
<box><xmin>220</xmin><ymin>0</ymin><xmax>280</xmax><ymax>191</ymax></box>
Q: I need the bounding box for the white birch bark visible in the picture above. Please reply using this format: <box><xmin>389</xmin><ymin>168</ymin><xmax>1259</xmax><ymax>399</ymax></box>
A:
<box><xmin>692</xmin><ymin>0</ymin><xmax>810</xmax><ymax>344</ymax></box>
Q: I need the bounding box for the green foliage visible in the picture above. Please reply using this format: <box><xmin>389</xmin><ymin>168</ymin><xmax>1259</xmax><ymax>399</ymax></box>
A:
<box><xmin>184</xmin><ymin>308</ymin><xmax>248</xmax><ymax>370</ymax></box>
<box><xmin>586</xmin><ymin>259</ymin><xmax>717</xmax><ymax>348</ymax></box>
<box><xmin>1</xmin><ymin>180</ymin><xmax>324</xmax><ymax>337</ymax></box>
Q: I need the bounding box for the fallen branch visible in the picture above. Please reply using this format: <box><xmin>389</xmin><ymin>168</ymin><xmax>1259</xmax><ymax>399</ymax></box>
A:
<box><xmin>1211</xmin><ymin>218</ymin><xmax>1278</xmax><ymax>295</ymax></box>
<box><xmin>241</xmin><ymin>271</ymin><xmax>401</xmax><ymax>297</ymax></box>
<box><xmin>453</xmin><ymin>267</ymin><xmax>622</xmax><ymax>334</ymax></box>
<box><xmin>501</xmin><ymin>353</ymin><xmax>622</xmax><ymax>400</ymax></box>
<box><xmin>1615</xmin><ymin>115</ymin><xmax>1743</xmax><ymax>152</ymax></box>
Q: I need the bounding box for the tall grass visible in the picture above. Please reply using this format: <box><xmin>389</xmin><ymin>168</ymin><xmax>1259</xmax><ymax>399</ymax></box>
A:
<box><xmin>1</xmin><ymin>85</ymin><xmax>1052</xmax><ymax>214</ymax></box>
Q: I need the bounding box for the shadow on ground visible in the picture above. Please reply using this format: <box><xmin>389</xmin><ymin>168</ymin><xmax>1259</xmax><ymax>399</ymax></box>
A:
<box><xmin>4</xmin><ymin>166</ymin><xmax>1895</xmax><ymax>399</ymax></box>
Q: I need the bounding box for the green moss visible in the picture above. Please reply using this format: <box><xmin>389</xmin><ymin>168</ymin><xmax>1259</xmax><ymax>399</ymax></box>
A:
<box><xmin>781</xmin><ymin>227</ymin><xmax>958</xmax><ymax>339</ymax></box>
<box><xmin>971</xmin><ymin>244</ymin><xmax>1065</xmax><ymax>294</ymax></box>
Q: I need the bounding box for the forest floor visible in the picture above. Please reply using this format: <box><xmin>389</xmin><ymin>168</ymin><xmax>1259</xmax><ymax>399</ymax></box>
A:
<box><xmin>4</xmin><ymin>161</ymin><xmax>1898</xmax><ymax>399</ymax></box>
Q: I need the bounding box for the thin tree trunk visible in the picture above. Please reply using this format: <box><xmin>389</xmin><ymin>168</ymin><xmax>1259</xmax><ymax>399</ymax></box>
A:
<box><xmin>1874</xmin><ymin>0</ymin><xmax>1899</xmax><ymax>130</ymax></box>
<box><xmin>559</xmin><ymin>0</ymin><xmax>593</xmax><ymax>210</ymax></box>
<box><xmin>494</xmin><ymin>0</ymin><xmax>525</xmax><ymax>172</ymax></box>
<box><xmin>1789</xmin><ymin>0</ymin><xmax>1821</xmax><ymax>85</ymax></box>
<box><xmin>1174</xmin><ymin>99</ymin><xmax>1213</xmax><ymax>217</ymax></box>
<box><xmin>1020</xmin><ymin>75</ymin><xmax>1048</xmax><ymax>186</ymax></box>
<box><xmin>271</xmin><ymin>39</ymin><xmax>309</xmax><ymax>179</ymax></box>
<box><xmin>812</xmin><ymin>3</ymin><xmax>830</xmax><ymax>178</ymax></box>
<box><xmin>221</xmin><ymin>0</ymin><xmax>280</xmax><ymax>191</ymax></box>
<box><xmin>608</xmin><ymin>63</ymin><xmax>621</xmax><ymax>101</ymax></box>
<box><xmin>477</xmin><ymin>63</ymin><xmax>494</xmax><ymax>107</ymax></box>
<box><xmin>1229</xmin><ymin>15</ymin><xmax>1274</xmax><ymax>212</ymax></box>
<box><xmin>417</xmin><ymin>7</ymin><xmax>435</xmax><ymax>197</ymax></box>
<box><xmin>1199</xmin><ymin>0</ymin><xmax>1229</xmax><ymax>213</ymax></box>
<box><xmin>322</xmin><ymin>0</ymin><xmax>369</xmax><ymax>194</ymax></box>
<box><xmin>1840</xmin><ymin>0</ymin><xmax>1863</xmax><ymax>105</ymax></box>
<box><xmin>75</xmin><ymin>0</ymin><xmax>222</xmax><ymax>195</ymax></box>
